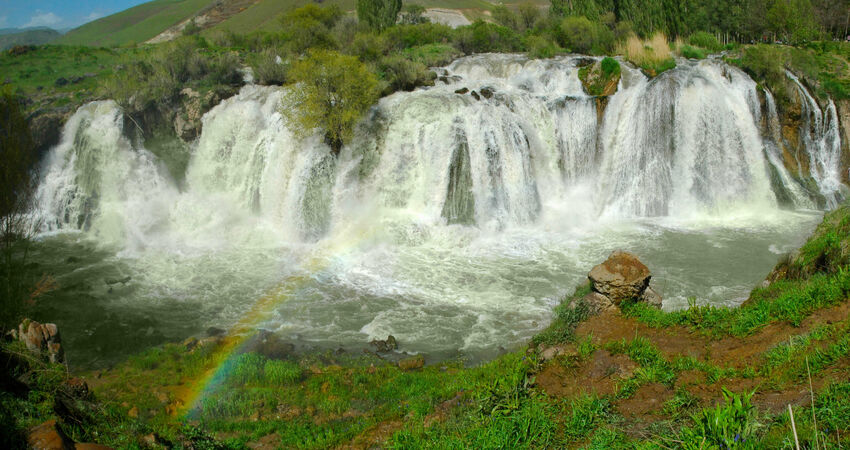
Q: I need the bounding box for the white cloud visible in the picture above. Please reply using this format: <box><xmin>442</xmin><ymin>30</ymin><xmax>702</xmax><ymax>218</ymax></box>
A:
<box><xmin>84</xmin><ymin>11</ymin><xmax>104</xmax><ymax>23</ymax></box>
<box><xmin>25</xmin><ymin>11</ymin><xmax>63</xmax><ymax>28</ymax></box>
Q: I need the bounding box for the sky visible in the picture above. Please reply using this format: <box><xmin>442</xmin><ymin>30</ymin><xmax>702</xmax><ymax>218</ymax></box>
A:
<box><xmin>0</xmin><ymin>0</ymin><xmax>148</xmax><ymax>30</ymax></box>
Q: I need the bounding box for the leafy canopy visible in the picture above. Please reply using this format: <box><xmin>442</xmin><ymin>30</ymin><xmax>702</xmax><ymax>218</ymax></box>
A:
<box><xmin>284</xmin><ymin>50</ymin><xmax>380</xmax><ymax>153</ymax></box>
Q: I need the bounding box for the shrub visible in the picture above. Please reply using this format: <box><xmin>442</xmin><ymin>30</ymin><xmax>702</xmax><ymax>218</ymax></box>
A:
<box><xmin>525</xmin><ymin>35</ymin><xmax>560</xmax><ymax>59</ymax></box>
<box><xmin>492</xmin><ymin>5</ymin><xmax>519</xmax><ymax>31</ymax></box>
<box><xmin>681</xmin><ymin>45</ymin><xmax>706</xmax><ymax>59</ymax></box>
<box><xmin>357</xmin><ymin>0</ymin><xmax>402</xmax><ymax>32</ymax></box>
<box><xmin>400</xmin><ymin>4</ymin><xmax>428</xmax><ymax>25</ymax></box>
<box><xmin>518</xmin><ymin>2</ymin><xmax>541</xmax><ymax>31</ymax></box>
<box><xmin>557</xmin><ymin>16</ymin><xmax>614</xmax><ymax>54</ymax></box>
<box><xmin>207</xmin><ymin>51</ymin><xmax>243</xmax><ymax>86</ymax></box>
<box><xmin>378</xmin><ymin>55</ymin><xmax>436</xmax><ymax>93</ymax></box>
<box><xmin>600</xmin><ymin>56</ymin><xmax>620</xmax><ymax>77</ymax></box>
<box><xmin>688</xmin><ymin>31</ymin><xmax>722</xmax><ymax>52</ymax></box>
<box><xmin>250</xmin><ymin>49</ymin><xmax>289</xmax><ymax>85</ymax></box>
<box><xmin>402</xmin><ymin>43</ymin><xmax>460</xmax><ymax>67</ymax></box>
<box><xmin>351</xmin><ymin>32</ymin><xmax>389</xmax><ymax>62</ymax></box>
<box><xmin>280</xmin><ymin>4</ymin><xmax>342</xmax><ymax>54</ymax></box>
<box><xmin>382</xmin><ymin>23</ymin><xmax>454</xmax><ymax>51</ymax></box>
<box><xmin>454</xmin><ymin>21</ymin><xmax>522</xmax><ymax>55</ymax></box>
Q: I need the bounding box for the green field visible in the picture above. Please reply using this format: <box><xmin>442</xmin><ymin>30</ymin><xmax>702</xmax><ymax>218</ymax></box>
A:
<box><xmin>58</xmin><ymin>0</ymin><xmax>216</xmax><ymax>47</ymax></box>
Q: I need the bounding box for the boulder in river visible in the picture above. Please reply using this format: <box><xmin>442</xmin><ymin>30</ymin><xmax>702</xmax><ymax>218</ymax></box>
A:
<box><xmin>370</xmin><ymin>335</ymin><xmax>398</xmax><ymax>353</ymax></box>
<box><xmin>588</xmin><ymin>251</ymin><xmax>661</xmax><ymax>308</ymax></box>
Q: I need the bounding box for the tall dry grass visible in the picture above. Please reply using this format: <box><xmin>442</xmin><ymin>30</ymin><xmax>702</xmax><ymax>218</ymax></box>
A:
<box><xmin>618</xmin><ymin>32</ymin><xmax>672</xmax><ymax>68</ymax></box>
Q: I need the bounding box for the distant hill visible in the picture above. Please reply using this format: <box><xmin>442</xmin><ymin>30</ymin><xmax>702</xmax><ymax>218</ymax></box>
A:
<box><xmin>0</xmin><ymin>28</ymin><xmax>62</xmax><ymax>50</ymax></box>
<box><xmin>53</xmin><ymin>0</ymin><xmax>547</xmax><ymax>48</ymax></box>
<box><xmin>58</xmin><ymin>0</ymin><xmax>218</xmax><ymax>47</ymax></box>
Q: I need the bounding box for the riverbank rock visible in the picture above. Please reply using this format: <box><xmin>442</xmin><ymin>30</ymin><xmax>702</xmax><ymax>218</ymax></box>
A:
<box><xmin>370</xmin><ymin>335</ymin><xmax>398</xmax><ymax>353</ymax></box>
<box><xmin>588</xmin><ymin>251</ymin><xmax>661</xmax><ymax>308</ymax></box>
<box><xmin>28</xmin><ymin>420</ymin><xmax>73</xmax><ymax>449</ymax></box>
<box><xmin>398</xmin><ymin>355</ymin><xmax>425</xmax><ymax>371</ymax></box>
<box><xmin>14</xmin><ymin>319</ymin><xmax>65</xmax><ymax>364</ymax></box>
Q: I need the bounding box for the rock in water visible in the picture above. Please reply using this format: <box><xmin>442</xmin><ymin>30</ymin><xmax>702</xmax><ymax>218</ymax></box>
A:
<box><xmin>16</xmin><ymin>319</ymin><xmax>65</xmax><ymax>364</ymax></box>
<box><xmin>370</xmin><ymin>335</ymin><xmax>398</xmax><ymax>352</ymax></box>
<box><xmin>588</xmin><ymin>251</ymin><xmax>651</xmax><ymax>304</ymax></box>
<box><xmin>642</xmin><ymin>286</ymin><xmax>663</xmax><ymax>309</ymax></box>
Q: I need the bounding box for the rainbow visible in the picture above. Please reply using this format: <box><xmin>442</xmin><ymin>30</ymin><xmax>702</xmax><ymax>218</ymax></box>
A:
<box><xmin>173</xmin><ymin>220</ymin><xmax>376</xmax><ymax>416</ymax></box>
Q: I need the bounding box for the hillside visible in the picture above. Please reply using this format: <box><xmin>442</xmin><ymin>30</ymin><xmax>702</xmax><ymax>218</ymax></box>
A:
<box><xmin>57</xmin><ymin>0</ymin><xmax>217</xmax><ymax>47</ymax></box>
<box><xmin>50</xmin><ymin>0</ymin><xmax>551</xmax><ymax>47</ymax></box>
<box><xmin>0</xmin><ymin>28</ymin><xmax>61</xmax><ymax>50</ymax></box>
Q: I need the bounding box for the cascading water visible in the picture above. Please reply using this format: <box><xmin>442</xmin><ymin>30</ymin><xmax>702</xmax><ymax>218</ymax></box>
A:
<box><xmin>786</xmin><ymin>71</ymin><xmax>845</xmax><ymax>207</ymax></box>
<box><xmin>31</xmin><ymin>54</ymin><xmax>843</xmax><ymax>368</ymax></box>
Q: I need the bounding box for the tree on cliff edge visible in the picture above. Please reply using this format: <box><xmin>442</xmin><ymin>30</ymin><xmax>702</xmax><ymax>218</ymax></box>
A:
<box><xmin>283</xmin><ymin>50</ymin><xmax>379</xmax><ymax>155</ymax></box>
<box><xmin>356</xmin><ymin>0</ymin><xmax>402</xmax><ymax>32</ymax></box>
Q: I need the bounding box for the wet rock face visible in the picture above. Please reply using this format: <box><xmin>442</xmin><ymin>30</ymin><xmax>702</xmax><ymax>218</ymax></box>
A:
<box><xmin>14</xmin><ymin>319</ymin><xmax>65</xmax><ymax>364</ymax></box>
<box><xmin>588</xmin><ymin>251</ymin><xmax>652</xmax><ymax>304</ymax></box>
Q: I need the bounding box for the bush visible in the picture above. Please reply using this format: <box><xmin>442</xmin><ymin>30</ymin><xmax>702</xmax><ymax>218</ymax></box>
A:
<box><xmin>357</xmin><ymin>0</ymin><xmax>402</xmax><ymax>32</ymax></box>
<box><xmin>382</xmin><ymin>23</ymin><xmax>454</xmax><ymax>51</ymax></box>
<box><xmin>600</xmin><ymin>56</ymin><xmax>620</xmax><ymax>77</ymax></box>
<box><xmin>681</xmin><ymin>45</ymin><xmax>706</xmax><ymax>59</ymax></box>
<box><xmin>207</xmin><ymin>51</ymin><xmax>243</xmax><ymax>86</ymax></box>
<box><xmin>688</xmin><ymin>31</ymin><xmax>722</xmax><ymax>52</ymax></box>
<box><xmin>525</xmin><ymin>35</ymin><xmax>560</xmax><ymax>59</ymax></box>
<box><xmin>280</xmin><ymin>4</ymin><xmax>342</xmax><ymax>54</ymax></box>
<box><xmin>351</xmin><ymin>32</ymin><xmax>389</xmax><ymax>62</ymax></box>
<box><xmin>492</xmin><ymin>5</ymin><xmax>520</xmax><ymax>31</ymax></box>
<box><xmin>454</xmin><ymin>21</ymin><xmax>522</xmax><ymax>55</ymax></box>
<box><xmin>400</xmin><ymin>4</ymin><xmax>428</xmax><ymax>25</ymax></box>
<box><xmin>250</xmin><ymin>49</ymin><xmax>289</xmax><ymax>85</ymax></box>
<box><xmin>402</xmin><ymin>43</ymin><xmax>461</xmax><ymax>67</ymax></box>
<box><xmin>379</xmin><ymin>55</ymin><xmax>436</xmax><ymax>93</ymax></box>
<box><xmin>557</xmin><ymin>16</ymin><xmax>614</xmax><ymax>54</ymax></box>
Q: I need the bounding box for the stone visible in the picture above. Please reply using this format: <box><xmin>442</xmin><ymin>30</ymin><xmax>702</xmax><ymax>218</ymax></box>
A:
<box><xmin>62</xmin><ymin>378</ymin><xmax>90</xmax><ymax>399</ymax></box>
<box><xmin>398</xmin><ymin>355</ymin><xmax>425</xmax><ymax>371</ymax></box>
<box><xmin>454</xmin><ymin>87</ymin><xmax>469</xmax><ymax>94</ymax></box>
<box><xmin>539</xmin><ymin>344</ymin><xmax>578</xmax><ymax>361</ymax></box>
<box><xmin>642</xmin><ymin>286</ymin><xmax>663</xmax><ymax>309</ymax></box>
<box><xmin>588</xmin><ymin>251</ymin><xmax>651</xmax><ymax>304</ymax></box>
<box><xmin>128</xmin><ymin>406</ymin><xmax>139</xmax><ymax>418</ymax></box>
<box><xmin>28</xmin><ymin>420</ymin><xmax>73</xmax><ymax>450</ymax></box>
<box><xmin>182</xmin><ymin>336</ymin><xmax>199</xmax><ymax>351</ymax></box>
<box><xmin>54</xmin><ymin>77</ymin><xmax>69</xmax><ymax>87</ymax></box>
<box><xmin>206</xmin><ymin>326</ymin><xmax>226</xmax><ymax>337</ymax></box>
<box><xmin>243</xmin><ymin>330</ymin><xmax>294</xmax><ymax>359</ymax></box>
<box><xmin>470</xmin><ymin>90</ymin><xmax>481</xmax><ymax>101</ymax></box>
<box><xmin>574</xmin><ymin>291</ymin><xmax>617</xmax><ymax>315</ymax></box>
<box><xmin>74</xmin><ymin>444</ymin><xmax>113</xmax><ymax>450</ymax></box>
<box><xmin>369</xmin><ymin>335</ymin><xmax>398</xmax><ymax>352</ymax></box>
<box><xmin>479</xmin><ymin>87</ymin><xmax>494</xmax><ymax>99</ymax></box>
<box><xmin>17</xmin><ymin>319</ymin><xmax>65</xmax><ymax>364</ymax></box>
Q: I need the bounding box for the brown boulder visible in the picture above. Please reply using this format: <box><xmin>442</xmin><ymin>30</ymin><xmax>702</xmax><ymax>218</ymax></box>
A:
<box><xmin>28</xmin><ymin>420</ymin><xmax>73</xmax><ymax>450</ymax></box>
<box><xmin>17</xmin><ymin>319</ymin><xmax>65</xmax><ymax>364</ymax></box>
<box><xmin>75</xmin><ymin>444</ymin><xmax>113</xmax><ymax>450</ymax></box>
<box><xmin>588</xmin><ymin>251</ymin><xmax>651</xmax><ymax>304</ymax></box>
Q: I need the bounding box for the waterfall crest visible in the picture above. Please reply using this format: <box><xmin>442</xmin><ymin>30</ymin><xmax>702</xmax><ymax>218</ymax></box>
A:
<box><xmin>35</xmin><ymin>55</ymin><xmax>845</xmax><ymax>245</ymax></box>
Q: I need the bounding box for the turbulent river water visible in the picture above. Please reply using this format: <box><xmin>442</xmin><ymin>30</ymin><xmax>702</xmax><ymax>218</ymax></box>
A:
<box><xmin>30</xmin><ymin>54</ymin><xmax>844</xmax><ymax>369</ymax></box>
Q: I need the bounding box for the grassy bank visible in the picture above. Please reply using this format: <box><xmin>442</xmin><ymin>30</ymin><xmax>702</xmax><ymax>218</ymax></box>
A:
<box><xmin>3</xmin><ymin>205</ymin><xmax>850</xmax><ymax>448</ymax></box>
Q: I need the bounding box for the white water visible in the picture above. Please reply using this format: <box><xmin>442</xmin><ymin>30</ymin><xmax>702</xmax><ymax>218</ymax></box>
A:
<box><xmin>32</xmin><ymin>55</ymin><xmax>842</xmax><ymax>366</ymax></box>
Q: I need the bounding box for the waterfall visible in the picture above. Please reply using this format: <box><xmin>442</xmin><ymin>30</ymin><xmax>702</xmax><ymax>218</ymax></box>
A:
<box><xmin>35</xmin><ymin>55</ymin><xmax>845</xmax><ymax>246</ymax></box>
<box><xmin>786</xmin><ymin>71</ymin><xmax>844</xmax><ymax>207</ymax></box>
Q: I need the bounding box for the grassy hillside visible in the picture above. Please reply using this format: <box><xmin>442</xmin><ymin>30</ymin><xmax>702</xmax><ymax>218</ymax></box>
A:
<box><xmin>0</xmin><ymin>28</ymin><xmax>61</xmax><ymax>50</ymax></box>
<box><xmin>57</xmin><ymin>0</ymin><xmax>216</xmax><ymax>47</ymax></box>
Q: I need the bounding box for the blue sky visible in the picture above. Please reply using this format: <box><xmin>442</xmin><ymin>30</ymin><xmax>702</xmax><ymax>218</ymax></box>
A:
<box><xmin>0</xmin><ymin>0</ymin><xmax>148</xmax><ymax>30</ymax></box>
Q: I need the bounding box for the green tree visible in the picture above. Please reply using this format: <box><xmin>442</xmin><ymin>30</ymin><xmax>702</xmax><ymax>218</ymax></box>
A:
<box><xmin>284</xmin><ymin>50</ymin><xmax>380</xmax><ymax>154</ymax></box>
<box><xmin>356</xmin><ymin>0</ymin><xmax>402</xmax><ymax>32</ymax></box>
<box><xmin>0</xmin><ymin>89</ymin><xmax>40</xmax><ymax>330</ymax></box>
<box><xmin>281</xmin><ymin>4</ymin><xmax>343</xmax><ymax>54</ymax></box>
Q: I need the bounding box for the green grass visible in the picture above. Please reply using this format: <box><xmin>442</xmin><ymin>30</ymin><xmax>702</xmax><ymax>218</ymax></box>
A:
<box><xmin>59</xmin><ymin>0</ymin><xmax>216</xmax><ymax>47</ymax></box>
